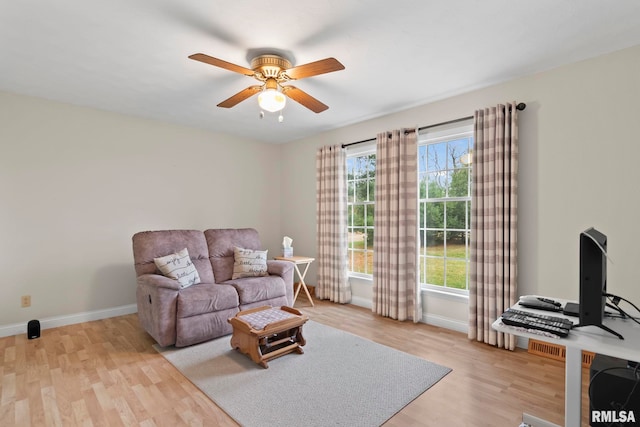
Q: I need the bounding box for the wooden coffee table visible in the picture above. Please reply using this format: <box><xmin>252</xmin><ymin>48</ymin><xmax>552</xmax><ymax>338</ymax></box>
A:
<box><xmin>228</xmin><ymin>306</ymin><xmax>309</xmax><ymax>368</ymax></box>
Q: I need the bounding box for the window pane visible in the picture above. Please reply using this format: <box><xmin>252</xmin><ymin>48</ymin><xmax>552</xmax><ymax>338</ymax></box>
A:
<box><xmin>448</xmin><ymin>138</ymin><xmax>470</xmax><ymax>169</ymax></box>
<box><xmin>350</xmin><ymin>228</ymin><xmax>366</xmax><ymax>249</ymax></box>
<box><xmin>446</xmin><ymin>201</ymin><xmax>466</xmax><ymax>229</ymax></box>
<box><xmin>351</xmin><ymin>253</ymin><xmax>366</xmax><ymax>274</ymax></box>
<box><xmin>442</xmin><ymin>171</ymin><xmax>453</xmax><ymax>196</ymax></box>
<box><xmin>445</xmin><ymin>260</ymin><xmax>467</xmax><ymax>289</ymax></box>
<box><xmin>347</xmin><ymin>181</ymin><xmax>355</xmax><ymax>203</ymax></box>
<box><xmin>347</xmin><ymin>157</ymin><xmax>356</xmax><ymax>178</ymax></box>
<box><xmin>366</xmin><ymin>253</ymin><xmax>372</xmax><ymax>274</ymax></box>
<box><xmin>425</xmin><ymin>230</ymin><xmax>443</xmax><ymax>255</ymax></box>
<box><xmin>427</xmin><ymin>172</ymin><xmax>446</xmax><ymax>198</ymax></box>
<box><xmin>348</xmin><ymin>226</ymin><xmax>373</xmax><ymax>273</ymax></box>
<box><xmin>426</xmin><ymin>257</ymin><xmax>444</xmax><ymax>286</ymax></box>
<box><xmin>419</xmin><ymin>174</ymin><xmax>427</xmax><ymax>198</ymax></box>
<box><xmin>366</xmin><ymin>204</ymin><xmax>374</xmax><ymax>227</ymax></box>
<box><xmin>354</xmin><ymin>157</ymin><xmax>366</xmax><ymax>177</ymax></box>
<box><xmin>427</xmin><ymin>142</ymin><xmax>446</xmax><ymax>172</ymax></box>
<box><xmin>449</xmin><ymin>169</ymin><xmax>469</xmax><ymax>197</ymax></box>
<box><xmin>366</xmin><ymin>154</ymin><xmax>376</xmax><ymax>178</ymax></box>
<box><xmin>355</xmin><ymin>180</ymin><xmax>368</xmax><ymax>202</ymax></box>
<box><xmin>418</xmin><ymin>145</ymin><xmax>427</xmax><ymax>173</ymax></box>
<box><xmin>425</xmin><ymin>202</ymin><xmax>444</xmax><ymax>228</ymax></box>
<box><xmin>347</xmin><ymin>226</ymin><xmax>357</xmax><ymax>248</ymax></box>
<box><xmin>353</xmin><ymin>205</ymin><xmax>364</xmax><ymax>226</ymax></box>
<box><xmin>445</xmin><ymin>231</ymin><xmax>467</xmax><ymax>256</ymax></box>
<box><xmin>419</xmin><ymin>257</ymin><xmax>426</xmax><ymax>284</ymax></box>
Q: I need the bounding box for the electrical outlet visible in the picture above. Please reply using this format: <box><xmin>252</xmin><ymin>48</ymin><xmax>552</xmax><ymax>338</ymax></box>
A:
<box><xmin>21</xmin><ymin>295</ymin><xmax>31</xmax><ymax>308</ymax></box>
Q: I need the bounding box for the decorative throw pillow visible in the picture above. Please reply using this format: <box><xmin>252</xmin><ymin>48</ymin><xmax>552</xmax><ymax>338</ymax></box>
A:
<box><xmin>153</xmin><ymin>247</ymin><xmax>201</xmax><ymax>289</ymax></box>
<box><xmin>232</xmin><ymin>247</ymin><xmax>269</xmax><ymax>279</ymax></box>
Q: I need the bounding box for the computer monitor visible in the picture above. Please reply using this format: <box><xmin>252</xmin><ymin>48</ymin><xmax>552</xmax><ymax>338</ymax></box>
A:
<box><xmin>575</xmin><ymin>227</ymin><xmax>623</xmax><ymax>339</ymax></box>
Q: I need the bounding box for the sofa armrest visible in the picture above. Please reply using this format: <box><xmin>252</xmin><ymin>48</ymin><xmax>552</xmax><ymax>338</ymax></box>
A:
<box><xmin>267</xmin><ymin>260</ymin><xmax>295</xmax><ymax>305</ymax></box>
<box><xmin>266</xmin><ymin>260</ymin><xmax>294</xmax><ymax>278</ymax></box>
<box><xmin>136</xmin><ymin>273</ymin><xmax>180</xmax><ymax>346</ymax></box>
<box><xmin>137</xmin><ymin>273</ymin><xmax>181</xmax><ymax>290</ymax></box>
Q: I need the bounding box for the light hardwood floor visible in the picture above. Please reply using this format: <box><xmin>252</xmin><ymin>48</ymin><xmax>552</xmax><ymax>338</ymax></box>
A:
<box><xmin>0</xmin><ymin>297</ymin><xmax>591</xmax><ymax>426</ymax></box>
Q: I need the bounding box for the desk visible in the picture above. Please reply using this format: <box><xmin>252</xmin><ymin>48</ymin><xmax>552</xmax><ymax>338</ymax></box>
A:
<box><xmin>492</xmin><ymin>298</ymin><xmax>640</xmax><ymax>427</ymax></box>
<box><xmin>274</xmin><ymin>256</ymin><xmax>315</xmax><ymax>307</ymax></box>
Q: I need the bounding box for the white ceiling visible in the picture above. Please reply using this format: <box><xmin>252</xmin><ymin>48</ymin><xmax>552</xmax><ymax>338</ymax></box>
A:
<box><xmin>2</xmin><ymin>1</ymin><xmax>640</xmax><ymax>144</ymax></box>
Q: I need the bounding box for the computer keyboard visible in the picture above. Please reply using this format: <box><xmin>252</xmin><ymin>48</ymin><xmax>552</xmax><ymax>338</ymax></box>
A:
<box><xmin>500</xmin><ymin>308</ymin><xmax>574</xmax><ymax>337</ymax></box>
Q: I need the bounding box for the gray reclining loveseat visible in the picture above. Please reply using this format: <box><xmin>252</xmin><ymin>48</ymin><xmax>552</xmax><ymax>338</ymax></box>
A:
<box><xmin>132</xmin><ymin>228</ymin><xmax>294</xmax><ymax>347</ymax></box>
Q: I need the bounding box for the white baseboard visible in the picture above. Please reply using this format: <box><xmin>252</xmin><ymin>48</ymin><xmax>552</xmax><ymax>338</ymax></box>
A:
<box><xmin>422</xmin><ymin>313</ymin><xmax>468</xmax><ymax>334</ymax></box>
<box><xmin>349</xmin><ymin>296</ymin><xmax>469</xmax><ymax>334</ymax></box>
<box><xmin>350</xmin><ymin>295</ymin><xmax>373</xmax><ymax>309</ymax></box>
<box><xmin>0</xmin><ymin>304</ymin><xmax>138</xmax><ymax>339</ymax></box>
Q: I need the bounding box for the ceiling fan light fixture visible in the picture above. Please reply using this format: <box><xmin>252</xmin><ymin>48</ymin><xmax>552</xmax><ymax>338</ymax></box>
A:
<box><xmin>258</xmin><ymin>88</ymin><xmax>286</xmax><ymax>112</ymax></box>
<box><xmin>189</xmin><ymin>52</ymin><xmax>344</xmax><ymax>113</ymax></box>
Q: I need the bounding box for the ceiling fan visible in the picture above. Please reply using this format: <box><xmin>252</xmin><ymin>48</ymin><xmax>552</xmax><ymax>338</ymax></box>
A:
<box><xmin>188</xmin><ymin>52</ymin><xmax>345</xmax><ymax>114</ymax></box>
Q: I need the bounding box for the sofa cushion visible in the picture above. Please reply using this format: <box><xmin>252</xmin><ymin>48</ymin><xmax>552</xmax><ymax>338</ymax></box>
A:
<box><xmin>232</xmin><ymin>247</ymin><xmax>269</xmax><ymax>279</ymax></box>
<box><xmin>133</xmin><ymin>230</ymin><xmax>215</xmax><ymax>283</ymax></box>
<box><xmin>225</xmin><ymin>275</ymin><xmax>287</xmax><ymax>305</ymax></box>
<box><xmin>205</xmin><ymin>228</ymin><xmax>262</xmax><ymax>282</ymax></box>
<box><xmin>176</xmin><ymin>283</ymin><xmax>239</xmax><ymax>319</ymax></box>
<box><xmin>154</xmin><ymin>247</ymin><xmax>201</xmax><ymax>289</ymax></box>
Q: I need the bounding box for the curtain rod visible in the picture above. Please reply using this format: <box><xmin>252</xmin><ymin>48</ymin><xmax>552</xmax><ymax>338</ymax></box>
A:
<box><xmin>341</xmin><ymin>102</ymin><xmax>526</xmax><ymax>148</ymax></box>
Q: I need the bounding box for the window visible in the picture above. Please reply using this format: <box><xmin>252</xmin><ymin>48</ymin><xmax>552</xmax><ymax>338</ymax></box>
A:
<box><xmin>346</xmin><ymin>150</ymin><xmax>375</xmax><ymax>276</ymax></box>
<box><xmin>418</xmin><ymin>121</ymin><xmax>473</xmax><ymax>294</ymax></box>
<box><xmin>345</xmin><ymin>120</ymin><xmax>473</xmax><ymax>297</ymax></box>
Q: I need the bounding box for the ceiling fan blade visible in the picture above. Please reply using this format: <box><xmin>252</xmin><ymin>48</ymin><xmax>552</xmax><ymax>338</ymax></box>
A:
<box><xmin>217</xmin><ymin>85</ymin><xmax>263</xmax><ymax>108</ymax></box>
<box><xmin>282</xmin><ymin>86</ymin><xmax>329</xmax><ymax>113</ymax></box>
<box><xmin>284</xmin><ymin>57</ymin><xmax>345</xmax><ymax>80</ymax></box>
<box><xmin>189</xmin><ymin>53</ymin><xmax>255</xmax><ymax>76</ymax></box>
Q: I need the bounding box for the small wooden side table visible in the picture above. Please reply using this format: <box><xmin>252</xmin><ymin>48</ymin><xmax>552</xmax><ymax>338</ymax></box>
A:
<box><xmin>274</xmin><ymin>256</ymin><xmax>315</xmax><ymax>307</ymax></box>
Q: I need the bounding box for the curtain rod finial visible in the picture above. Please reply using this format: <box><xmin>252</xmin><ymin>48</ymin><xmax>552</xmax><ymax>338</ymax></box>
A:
<box><xmin>516</xmin><ymin>102</ymin><xmax>526</xmax><ymax>111</ymax></box>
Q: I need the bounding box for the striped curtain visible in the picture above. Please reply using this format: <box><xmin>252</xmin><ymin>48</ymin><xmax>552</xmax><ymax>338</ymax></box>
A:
<box><xmin>316</xmin><ymin>145</ymin><xmax>351</xmax><ymax>303</ymax></box>
<box><xmin>469</xmin><ymin>102</ymin><xmax>519</xmax><ymax>350</ymax></box>
<box><xmin>372</xmin><ymin>129</ymin><xmax>421</xmax><ymax>322</ymax></box>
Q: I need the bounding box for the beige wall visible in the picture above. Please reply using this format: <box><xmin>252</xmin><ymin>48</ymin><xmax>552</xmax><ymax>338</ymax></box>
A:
<box><xmin>0</xmin><ymin>92</ymin><xmax>283</xmax><ymax>328</ymax></box>
<box><xmin>280</xmin><ymin>44</ymin><xmax>640</xmax><ymax>331</ymax></box>
<box><xmin>2</xmin><ymin>43</ymin><xmax>639</xmax><ymax>335</ymax></box>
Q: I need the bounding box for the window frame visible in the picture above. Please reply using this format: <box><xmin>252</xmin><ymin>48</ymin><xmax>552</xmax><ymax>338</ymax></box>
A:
<box><xmin>418</xmin><ymin>120</ymin><xmax>473</xmax><ymax>296</ymax></box>
<box><xmin>346</xmin><ymin>143</ymin><xmax>376</xmax><ymax>278</ymax></box>
<box><xmin>344</xmin><ymin>120</ymin><xmax>474</xmax><ymax>298</ymax></box>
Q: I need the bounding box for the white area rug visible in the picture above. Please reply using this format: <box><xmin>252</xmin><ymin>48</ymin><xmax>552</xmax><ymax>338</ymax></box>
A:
<box><xmin>156</xmin><ymin>320</ymin><xmax>451</xmax><ymax>427</ymax></box>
